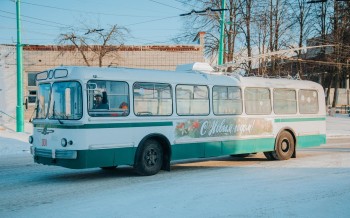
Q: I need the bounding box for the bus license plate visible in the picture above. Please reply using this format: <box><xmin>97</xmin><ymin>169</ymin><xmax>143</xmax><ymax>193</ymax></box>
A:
<box><xmin>42</xmin><ymin>139</ymin><xmax>47</xmax><ymax>146</ymax></box>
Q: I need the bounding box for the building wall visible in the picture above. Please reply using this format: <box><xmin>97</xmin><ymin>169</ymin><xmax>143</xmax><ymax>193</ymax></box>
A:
<box><xmin>0</xmin><ymin>45</ymin><xmax>17</xmax><ymax>124</ymax></box>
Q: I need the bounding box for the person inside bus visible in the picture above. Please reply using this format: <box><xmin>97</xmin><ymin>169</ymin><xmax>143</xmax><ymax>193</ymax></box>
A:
<box><xmin>94</xmin><ymin>92</ymin><xmax>109</xmax><ymax>109</ymax></box>
<box><xmin>119</xmin><ymin>102</ymin><xmax>128</xmax><ymax>116</ymax></box>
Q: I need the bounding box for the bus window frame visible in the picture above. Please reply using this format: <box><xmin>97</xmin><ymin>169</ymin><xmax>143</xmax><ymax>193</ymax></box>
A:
<box><xmin>273</xmin><ymin>88</ymin><xmax>297</xmax><ymax>115</ymax></box>
<box><xmin>244</xmin><ymin>87</ymin><xmax>272</xmax><ymax>115</ymax></box>
<box><xmin>133</xmin><ymin>81</ymin><xmax>173</xmax><ymax>117</ymax></box>
<box><xmin>87</xmin><ymin>79</ymin><xmax>130</xmax><ymax>118</ymax></box>
<box><xmin>175</xmin><ymin>84</ymin><xmax>210</xmax><ymax>116</ymax></box>
<box><xmin>48</xmin><ymin>80</ymin><xmax>83</xmax><ymax>121</ymax></box>
<box><xmin>212</xmin><ymin>85</ymin><xmax>243</xmax><ymax>116</ymax></box>
<box><xmin>298</xmin><ymin>89</ymin><xmax>319</xmax><ymax>114</ymax></box>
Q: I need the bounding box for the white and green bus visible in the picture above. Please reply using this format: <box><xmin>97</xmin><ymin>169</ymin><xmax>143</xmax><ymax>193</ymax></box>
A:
<box><xmin>29</xmin><ymin>63</ymin><xmax>326</xmax><ymax>176</ymax></box>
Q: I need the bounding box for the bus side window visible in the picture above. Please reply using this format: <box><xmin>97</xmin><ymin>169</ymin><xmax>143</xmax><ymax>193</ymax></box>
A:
<box><xmin>213</xmin><ymin>86</ymin><xmax>242</xmax><ymax>115</ymax></box>
<box><xmin>273</xmin><ymin>89</ymin><xmax>297</xmax><ymax>114</ymax></box>
<box><xmin>134</xmin><ymin>82</ymin><xmax>172</xmax><ymax>116</ymax></box>
<box><xmin>87</xmin><ymin>80</ymin><xmax>129</xmax><ymax>117</ymax></box>
<box><xmin>245</xmin><ymin>87</ymin><xmax>271</xmax><ymax>115</ymax></box>
<box><xmin>299</xmin><ymin>90</ymin><xmax>318</xmax><ymax>114</ymax></box>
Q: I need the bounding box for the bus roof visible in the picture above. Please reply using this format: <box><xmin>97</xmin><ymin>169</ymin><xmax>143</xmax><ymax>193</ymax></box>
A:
<box><xmin>41</xmin><ymin>65</ymin><xmax>324</xmax><ymax>91</ymax></box>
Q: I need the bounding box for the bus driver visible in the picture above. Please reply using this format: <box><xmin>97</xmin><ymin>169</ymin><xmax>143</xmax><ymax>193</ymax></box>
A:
<box><xmin>94</xmin><ymin>93</ymin><xmax>109</xmax><ymax>109</ymax></box>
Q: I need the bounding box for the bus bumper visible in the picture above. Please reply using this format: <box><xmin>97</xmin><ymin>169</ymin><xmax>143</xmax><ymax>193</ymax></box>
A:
<box><xmin>32</xmin><ymin>146</ymin><xmax>135</xmax><ymax>169</ymax></box>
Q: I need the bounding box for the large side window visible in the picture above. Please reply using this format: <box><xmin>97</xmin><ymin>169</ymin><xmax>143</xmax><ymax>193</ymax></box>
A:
<box><xmin>299</xmin><ymin>89</ymin><xmax>319</xmax><ymax>114</ymax></box>
<box><xmin>176</xmin><ymin>85</ymin><xmax>209</xmax><ymax>116</ymax></box>
<box><xmin>213</xmin><ymin>86</ymin><xmax>242</xmax><ymax>115</ymax></box>
<box><xmin>133</xmin><ymin>82</ymin><xmax>172</xmax><ymax>116</ymax></box>
<box><xmin>87</xmin><ymin>80</ymin><xmax>129</xmax><ymax>117</ymax></box>
<box><xmin>273</xmin><ymin>89</ymin><xmax>297</xmax><ymax>114</ymax></box>
<box><xmin>245</xmin><ymin>87</ymin><xmax>271</xmax><ymax>115</ymax></box>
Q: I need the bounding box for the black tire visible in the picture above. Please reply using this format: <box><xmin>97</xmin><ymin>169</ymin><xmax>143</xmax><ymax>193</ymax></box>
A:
<box><xmin>134</xmin><ymin>139</ymin><xmax>163</xmax><ymax>176</ymax></box>
<box><xmin>100</xmin><ymin>166</ymin><xmax>117</xmax><ymax>170</ymax></box>
<box><xmin>263</xmin><ymin>151</ymin><xmax>276</xmax><ymax>160</ymax></box>
<box><xmin>271</xmin><ymin>131</ymin><xmax>295</xmax><ymax>160</ymax></box>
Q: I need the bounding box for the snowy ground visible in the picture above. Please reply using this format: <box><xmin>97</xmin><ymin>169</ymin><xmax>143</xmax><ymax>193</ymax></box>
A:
<box><xmin>0</xmin><ymin>115</ymin><xmax>349</xmax><ymax>217</ymax></box>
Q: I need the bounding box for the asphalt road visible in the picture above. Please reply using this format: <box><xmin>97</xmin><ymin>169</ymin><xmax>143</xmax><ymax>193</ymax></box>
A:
<box><xmin>1</xmin><ymin>138</ymin><xmax>349</xmax><ymax>218</ymax></box>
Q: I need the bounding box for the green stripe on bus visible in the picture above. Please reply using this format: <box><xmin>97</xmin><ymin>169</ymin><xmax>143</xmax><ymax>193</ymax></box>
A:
<box><xmin>297</xmin><ymin>134</ymin><xmax>326</xmax><ymax>148</ymax></box>
<box><xmin>172</xmin><ymin>138</ymin><xmax>276</xmax><ymax>160</ymax></box>
<box><xmin>275</xmin><ymin>117</ymin><xmax>326</xmax><ymax>123</ymax></box>
<box><xmin>34</xmin><ymin>121</ymin><xmax>173</xmax><ymax>129</ymax></box>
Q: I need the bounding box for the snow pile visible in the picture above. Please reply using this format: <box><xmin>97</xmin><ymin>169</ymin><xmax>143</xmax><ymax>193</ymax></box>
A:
<box><xmin>0</xmin><ymin>121</ymin><xmax>32</xmax><ymax>156</ymax></box>
<box><xmin>326</xmin><ymin>114</ymin><xmax>350</xmax><ymax>138</ymax></box>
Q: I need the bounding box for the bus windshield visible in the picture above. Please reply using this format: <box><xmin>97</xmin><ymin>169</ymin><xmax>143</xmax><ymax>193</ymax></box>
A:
<box><xmin>35</xmin><ymin>83</ymin><xmax>51</xmax><ymax>119</ymax></box>
<box><xmin>48</xmin><ymin>81</ymin><xmax>83</xmax><ymax>120</ymax></box>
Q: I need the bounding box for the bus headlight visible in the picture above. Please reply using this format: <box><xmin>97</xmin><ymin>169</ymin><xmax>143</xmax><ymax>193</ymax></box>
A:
<box><xmin>28</xmin><ymin>136</ymin><xmax>34</xmax><ymax>144</ymax></box>
<box><xmin>61</xmin><ymin>138</ymin><xmax>68</xmax><ymax>147</ymax></box>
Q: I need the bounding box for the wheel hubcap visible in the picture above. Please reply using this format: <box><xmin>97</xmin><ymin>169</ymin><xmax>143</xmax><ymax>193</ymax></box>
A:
<box><xmin>145</xmin><ymin>148</ymin><xmax>158</xmax><ymax>166</ymax></box>
<box><xmin>281</xmin><ymin>139</ymin><xmax>289</xmax><ymax>152</ymax></box>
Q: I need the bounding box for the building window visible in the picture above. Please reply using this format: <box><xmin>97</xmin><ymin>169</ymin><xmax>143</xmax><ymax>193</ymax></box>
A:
<box><xmin>27</xmin><ymin>72</ymin><xmax>38</xmax><ymax>104</ymax></box>
<box><xmin>28</xmin><ymin>72</ymin><xmax>37</xmax><ymax>87</ymax></box>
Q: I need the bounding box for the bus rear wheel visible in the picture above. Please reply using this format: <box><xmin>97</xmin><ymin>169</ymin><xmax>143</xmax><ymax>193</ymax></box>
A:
<box><xmin>271</xmin><ymin>131</ymin><xmax>295</xmax><ymax>160</ymax></box>
<box><xmin>135</xmin><ymin>139</ymin><xmax>163</xmax><ymax>176</ymax></box>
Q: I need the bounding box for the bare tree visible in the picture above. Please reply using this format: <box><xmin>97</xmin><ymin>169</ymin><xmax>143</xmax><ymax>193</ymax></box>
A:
<box><xmin>238</xmin><ymin>0</ymin><xmax>253</xmax><ymax>73</ymax></box>
<box><xmin>58</xmin><ymin>24</ymin><xmax>129</xmax><ymax>67</ymax></box>
<box><xmin>177</xmin><ymin>0</ymin><xmax>241</xmax><ymax>67</ymax></box>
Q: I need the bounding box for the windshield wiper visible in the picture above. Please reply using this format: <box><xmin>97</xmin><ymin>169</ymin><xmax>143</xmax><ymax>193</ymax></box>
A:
<box><xmin>29</xmin><ymin>99</ymin><xmax>40</xmax><ymax>123</ymax></box>
<box><xmin>52</xmin><ymin>101</ymin><xmax>64</xmax><ymax>124</ymax></box>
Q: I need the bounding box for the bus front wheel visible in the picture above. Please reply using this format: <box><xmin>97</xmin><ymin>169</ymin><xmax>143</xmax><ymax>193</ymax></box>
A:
<box><xmin>135</xmin><ymin>139</ymin><xmax>163</xmax><ymax>176</ymax></box>
<box><xmin>272</xmin><ymin>131</ymin><xmax>295</xmax><ymax>160</ymax></box>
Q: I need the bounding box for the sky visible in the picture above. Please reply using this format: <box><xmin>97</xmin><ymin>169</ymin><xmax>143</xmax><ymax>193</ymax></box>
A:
<box><xmin>0</xmin><ymin>0</ymin><xmax>198</xmax><ymax>45</ymax></box>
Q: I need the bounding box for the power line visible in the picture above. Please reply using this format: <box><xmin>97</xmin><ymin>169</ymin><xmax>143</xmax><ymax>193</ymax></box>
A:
<box><xmin>125</xmin><ymin>16</ymin><xmax>179</xmax><ymax>27</ymax></box>
<box><xmin>147</xmin><ymin>0</ymin><xmax>186</xmax><ymax>12</ymax></box>
<box><xmin>0</xmin><ymin>10</ymin><xmax>70</xmax><ymax>28</ymax></box>
<box><xmin>17</xmin><ymin>1</ymin><xmax>163</xmax><ymax>18</ymax></box>
<box><xmin>171</xmin><ymin>0</ymin><xmax>199</xmax><ymax>9</ymax></box>
<box><xmin>0</xmin><ymin>14</ymin><xmax>66</xmax><ymax>29</ymax></box>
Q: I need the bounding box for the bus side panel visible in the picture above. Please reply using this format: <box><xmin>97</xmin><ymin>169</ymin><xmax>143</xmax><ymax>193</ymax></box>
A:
<box><xmin>221</xmin><ymin>138</ymin><xmax>275</xmax><ymax>155</ymax></box>
<box><xmin>171</xmin><ymin>137</ymin><xmax>276</xmax><ymax>161</ymax></box>
<box><xmin>297</xmin><ymin>134</ymin><xmax>326</xmax><ymax>148</ymax></box>
<box><xmin>171</xmin><ymin>143</ymin><xmax>205</xmax><ymax>160</ymax></box>
<box><xmin>84</xmin><ymin>147</ymin><xmax>136</xmax><ymax>167</ymax></box>
<box><xmin>205</xmin><ymin>141</ymin><xmax>222</xmax><ymax>157</ymax></box>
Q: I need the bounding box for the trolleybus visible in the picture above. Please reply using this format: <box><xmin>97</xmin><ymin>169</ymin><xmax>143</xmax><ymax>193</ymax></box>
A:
<box><xmin>29</xmin><ymin>63</ymin><xmax>326</xmax><ymax>175</ymax></box>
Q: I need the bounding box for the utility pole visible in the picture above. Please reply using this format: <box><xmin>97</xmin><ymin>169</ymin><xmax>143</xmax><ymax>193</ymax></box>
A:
<box><xmin>218</xmin><ymin>0</ymin><xmax>226</xmax><ymax>65</ymax></box>
<box><xmin>180</xmin><ymin>4</ymin><xmax>227</xmax><ymax>65</ymax></box>
<box><xmin>16</xmin><ymin>0</ymin><xmax>24</xmax><ymax>132</ymax></box>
